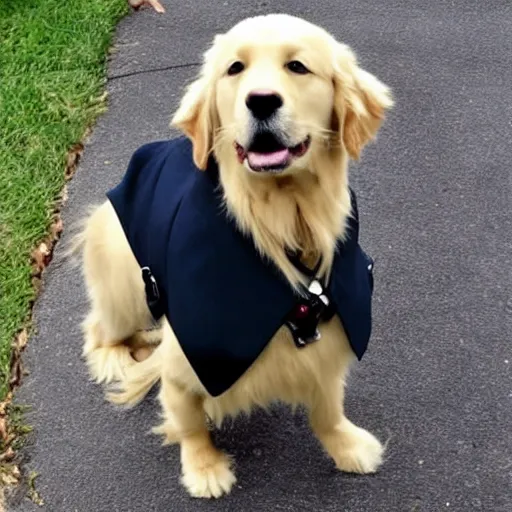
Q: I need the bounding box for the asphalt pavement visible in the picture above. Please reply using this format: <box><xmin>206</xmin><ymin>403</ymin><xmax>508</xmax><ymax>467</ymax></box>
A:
<box><xmin>8</xmin><ymin>1</ymin><xmax>512</xmax><ymax>510</ymax></box>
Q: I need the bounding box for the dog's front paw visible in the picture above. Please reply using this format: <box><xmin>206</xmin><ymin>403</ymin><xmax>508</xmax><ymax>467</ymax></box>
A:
<box><xmin>332</xmin><ymin>420</ymin><xmax>384</xmax><ymax>474</ymax></box>
<box><xmin>181</xmin><ymin>449</ymin><xmax>236</xmax><ymax>498</ymax></box>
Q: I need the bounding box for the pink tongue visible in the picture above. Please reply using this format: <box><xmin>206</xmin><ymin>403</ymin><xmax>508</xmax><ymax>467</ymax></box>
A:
<box><xmin>247</xmin><ymin>148</ymin><xmax>290</xmax><ymax>169</ymax></box>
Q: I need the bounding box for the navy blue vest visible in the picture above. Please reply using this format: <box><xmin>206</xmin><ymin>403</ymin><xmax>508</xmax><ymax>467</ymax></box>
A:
<box><xmin>107</xmin><ymin>137</ymin><xmax>375</xmax><ymax>397</ymax></box>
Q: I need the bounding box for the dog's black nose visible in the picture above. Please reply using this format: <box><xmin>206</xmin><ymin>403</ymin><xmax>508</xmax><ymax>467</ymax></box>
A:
<box><xmin>246</xmin><ymin>91</ymin><xmax>283</xmax><ymax>120</ymax></box>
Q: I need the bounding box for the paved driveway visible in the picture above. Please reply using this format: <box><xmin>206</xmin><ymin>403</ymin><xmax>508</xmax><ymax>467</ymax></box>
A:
<box><xmin>10</xmin><ymin>1</ymin><xmax>512</xmax><ymax>510</ymax></box>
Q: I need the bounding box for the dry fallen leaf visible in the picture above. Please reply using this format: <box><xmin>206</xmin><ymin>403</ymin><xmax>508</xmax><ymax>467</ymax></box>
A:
<box><xmin>15</xmin><ymin>330</ymin><xmax>28</xmax><ymax>350</ymax></box>
<box><xmin>128</xmin><ymin>0</ymin><xmax>165</xmax><ymax>13</ymax></box>
<box><xmin>31</xmin><ymin>242</ymin><xmax>51</xmax><ymax>274</ymax></box>
<box><xmin>0</xmin><ymin>417</ymin><xmax>7</xmax><ymax>441</ymax></box>
<box><xmin>65</xmin><ymin>143</ymin><xmax>84</xmax><ymax>180</ymax></box>
<box><xmin>60</xmin><ymin>186</ymin><xmax>69</xmax><ymax>203</ymax></box>
<box><xmin>3</xmin><ymin>434</ymin><xmax>15</xmax><ymax>447</ymax></box>
<box><xmin>1</xmin><ymin>472</ymin><xmax>19</xmax><ymax>486</ymax></box>
<box><xmin>9</xmin><ymin>356</ymin><xmax>22</xmax><ymax>388</ymax></box>
<box><xmin>0</xmin><ymin>447</ymin><xmax>15</xmax><ymax>462</ymax></box>
<box><xmin>50</xmin><ymin>218</ymin><xmax>63</xmax><ymax>240</ymax></box>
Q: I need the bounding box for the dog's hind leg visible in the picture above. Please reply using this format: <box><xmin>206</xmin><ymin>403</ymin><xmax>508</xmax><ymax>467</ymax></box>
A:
<box><xmin>81</xmin><ymin>202</ymin><xmax>156</xmax><ymax>383</ymax></box>
<box><xmin>154</xmin><ymin>374</ymin><xmax>236</xmax><ymax>499</ymax></box>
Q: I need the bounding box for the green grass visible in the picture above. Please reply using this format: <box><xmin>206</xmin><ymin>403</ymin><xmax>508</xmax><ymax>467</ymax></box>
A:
<box><xmin>0</xmin><ymin>0</ymin><xmax>128</xmax><ymax>398</ymax></box>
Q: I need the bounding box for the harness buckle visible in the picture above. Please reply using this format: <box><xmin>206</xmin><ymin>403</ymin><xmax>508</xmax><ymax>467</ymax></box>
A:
<box><xmin>285</xmin><ymin>278</ymin><xmax>333</xmax><ymax>349</ymax></box>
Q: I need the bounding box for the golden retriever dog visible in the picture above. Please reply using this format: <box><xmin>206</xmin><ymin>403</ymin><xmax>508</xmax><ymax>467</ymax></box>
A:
<box><xmin>78</xmin><ymin>14</ymin><xmax>393</xmax><ymax>499</ymax></box>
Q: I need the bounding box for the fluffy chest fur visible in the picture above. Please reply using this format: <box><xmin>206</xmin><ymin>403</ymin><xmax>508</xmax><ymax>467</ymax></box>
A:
<box><xmin>106</xmin><ymin>138</ymin><xmax>374</xmax><ymax>397</ymax></box>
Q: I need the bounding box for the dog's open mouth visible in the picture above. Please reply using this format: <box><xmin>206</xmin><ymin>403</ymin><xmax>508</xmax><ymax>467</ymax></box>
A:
<box><xmin>235</xmin><ymin>133</ymin><xmax>311</xmax><ymax>173</ymax></box>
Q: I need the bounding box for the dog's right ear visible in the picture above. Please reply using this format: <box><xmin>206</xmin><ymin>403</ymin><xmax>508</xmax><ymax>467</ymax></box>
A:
<box><xmin>171</xmin><ymin>37</ymin><xmax>222</xmax><ymax>170</ymax></box>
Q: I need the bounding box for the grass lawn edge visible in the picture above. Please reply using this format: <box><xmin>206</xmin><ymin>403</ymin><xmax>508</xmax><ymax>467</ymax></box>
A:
<box><xmin>0</xmin><ymin>0</ymin><xmax>130</xmax><ymax>501</ymax></box>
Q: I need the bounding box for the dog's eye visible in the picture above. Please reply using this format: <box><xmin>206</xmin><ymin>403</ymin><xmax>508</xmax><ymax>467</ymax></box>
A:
<box><xmin>286</xmin><ymin>60</ymin><xmax>310</xmax><ymax>75</ymax></box>
<box><xmin>227</xmin><ymin>61</ymin><xmax>245</xmax><ymax>76</ymax></box>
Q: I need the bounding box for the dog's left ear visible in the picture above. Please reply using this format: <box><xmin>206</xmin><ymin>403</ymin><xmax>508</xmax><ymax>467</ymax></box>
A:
<box><xmin>332</xmin><ymin>44</ymin><xmax>394</xmax><ymax>160</ymax></box>
<box><xmin>171</xmin><ymin>38</ymin><xmax>221</xmax><ymax>170</ymax></box>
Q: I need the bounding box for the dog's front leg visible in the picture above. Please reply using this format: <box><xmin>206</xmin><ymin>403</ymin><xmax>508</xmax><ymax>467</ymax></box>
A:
<box><xmin>308</xmin><ymin>378</ymin><xmax>384</xmax><ymax>474</ymax></box>
<box><xmin>155</xmin><ymin>377</ymin><xmax>236</xmax><ymax>498</ymax></box>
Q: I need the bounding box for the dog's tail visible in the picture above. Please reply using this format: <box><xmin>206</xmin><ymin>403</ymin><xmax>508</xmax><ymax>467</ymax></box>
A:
<box><xmin>62</xmin><ymin>204</ymin><xmax>101</xmax><ymax>266</ymax></box>
<box><xmin>107</xmin><ymin>343</ymin><xmax>163</xmax><ymax>408</ymax></box>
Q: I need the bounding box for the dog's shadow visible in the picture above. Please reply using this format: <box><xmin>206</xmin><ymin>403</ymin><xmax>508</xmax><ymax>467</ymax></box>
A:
<box><xmin>146</xmin><ymin>385</ymin><xmax>331</xmax><ymax>469</ymax></box>
<box><xmin>119</xmin><ymin>385</ymin><xmax>387</xmax><ymax>509</ymax></box>
<box><xmin>214</xmin><ymin>405</ymin><xmax>340</xmax><ymax>486</ymax></box>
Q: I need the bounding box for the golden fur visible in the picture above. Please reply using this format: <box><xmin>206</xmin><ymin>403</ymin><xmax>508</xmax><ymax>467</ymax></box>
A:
<box><xmin>78</xmin><ymin>14</ymin><xmax>393</xmax><ymax>499</ymax></box>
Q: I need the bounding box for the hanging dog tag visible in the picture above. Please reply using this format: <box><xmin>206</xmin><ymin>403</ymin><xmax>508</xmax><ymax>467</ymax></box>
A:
<box><xmin>308</xmin><ymin>279</ymin><xmax>323</xmax><ymax>296</ymax></box>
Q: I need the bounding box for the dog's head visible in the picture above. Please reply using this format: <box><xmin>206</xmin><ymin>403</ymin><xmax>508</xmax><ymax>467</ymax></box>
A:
<box><xmin>172</xmin><ymin>14</ymin><xmax>393</xmax><ymax>175</ymax></box>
